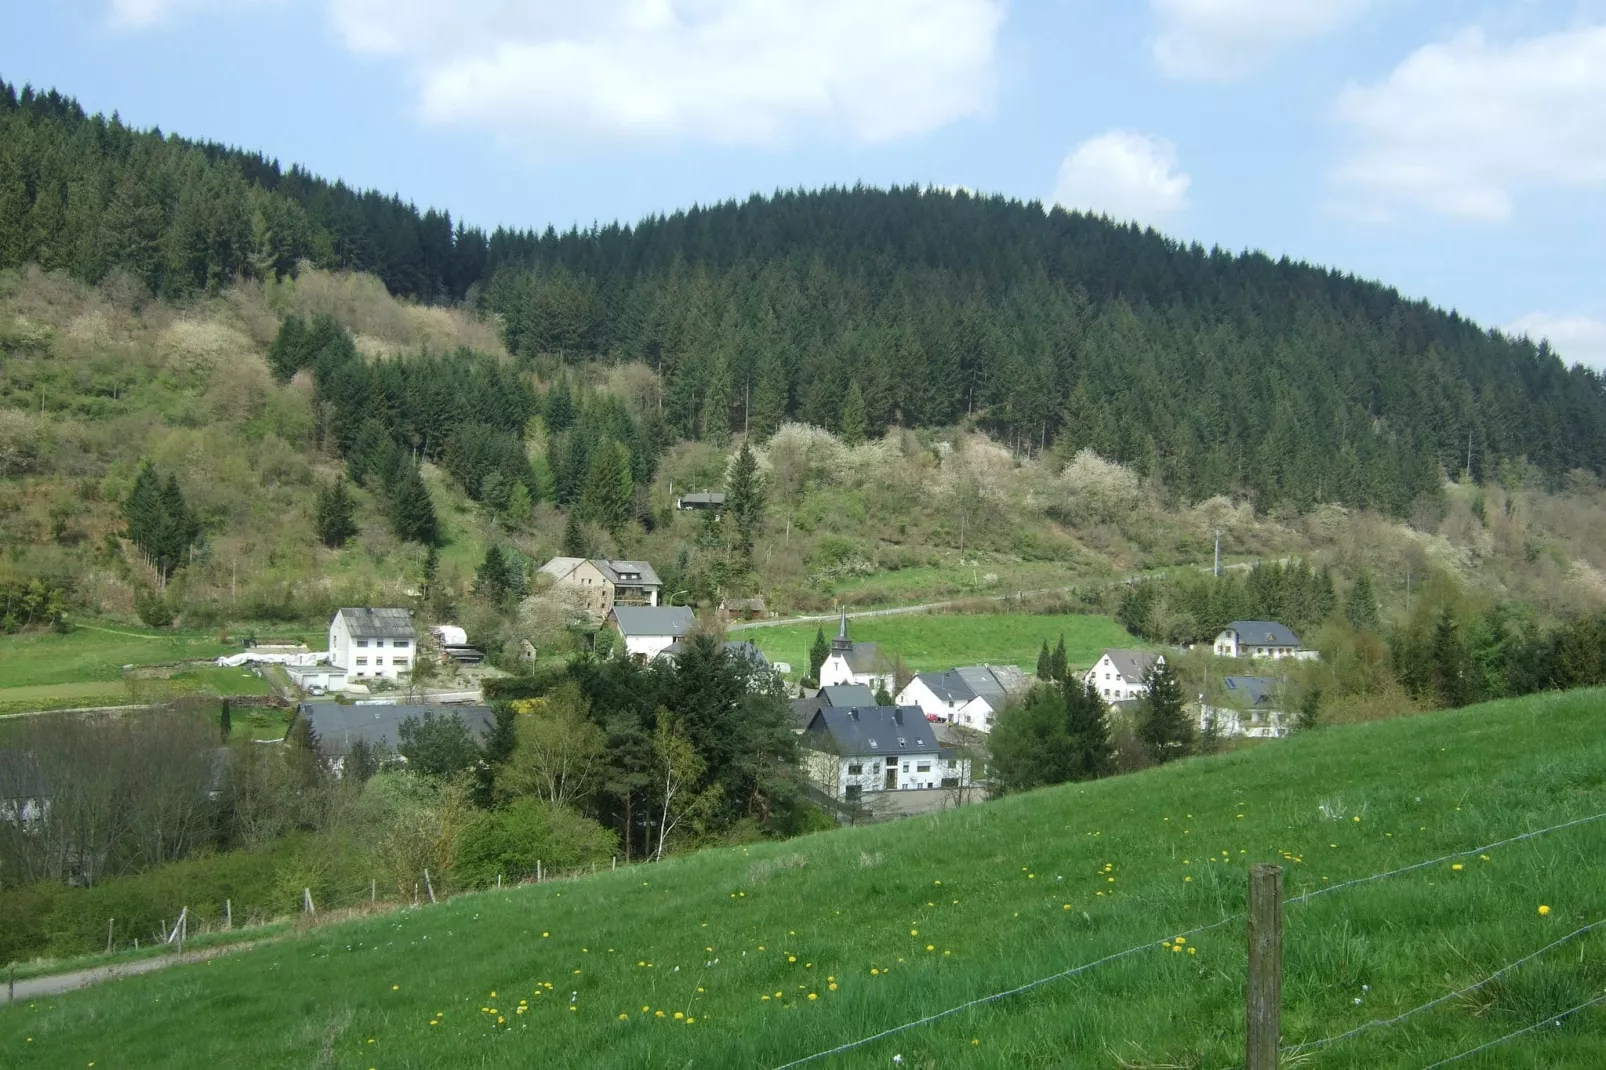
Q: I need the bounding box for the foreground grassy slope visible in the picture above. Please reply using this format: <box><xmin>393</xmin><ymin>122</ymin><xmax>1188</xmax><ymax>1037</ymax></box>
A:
<box><xmin>5</xmin><ymin>692</ymin><xmax>1605</xmax><ymax>1068</ymax></box>
<box><xmin>744</xmin><ymin>612</ymin><xmax>1137</xmax><ymax>677</ymax></box>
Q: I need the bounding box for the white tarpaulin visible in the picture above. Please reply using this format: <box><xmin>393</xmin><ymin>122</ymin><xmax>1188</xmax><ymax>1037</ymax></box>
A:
<box><xmin>215</xmin><ymin>651</ymin><xmax>328</xmax><ymax>668</ymax></box>
<box><xmin>432</xmin><ymin>625</ymin><xmax>468</xmax><ymax>646</ymax></box>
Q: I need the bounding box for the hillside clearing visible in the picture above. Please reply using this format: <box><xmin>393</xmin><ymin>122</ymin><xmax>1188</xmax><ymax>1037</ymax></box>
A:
<box><xmin>744</xmin><ymin>612</ymin><xmax>1139</xmax><ymax>676</ymax></box>
<box><xmin>3</xmin><ymin>690</ymin><xmax>1602</xmax><ymax>1068</ymax></box>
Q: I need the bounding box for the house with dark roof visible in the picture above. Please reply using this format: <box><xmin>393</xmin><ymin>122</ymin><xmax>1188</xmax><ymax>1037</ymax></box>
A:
<box><xmin>537</xmin><ymin>557</ymin><xmax>662</xmax><ymax>619</ymax></box>
<box><xmin>675</xmin><ymin>490</ymin><xmax>725</xmax><ymax>512</ymax></box>
<box><xmin>328</xmin><ymin>608</ymin><xmax>417</xmax><ymax>682</ymax></box>
<box><xmin>659</xmin><ymin>638</ymin><xmax>778</xmax><ymax>688</ymax></box>
<box><xmin>609</xmin><ymin>605</ymin><xmax>697</xmax><ymax>660</ymax></box>
<box><xmin>289</xmin><ymin>702</ymin><xmax>497</xmax><ymax>772</ymax></box>
<box><xmin>818</xmin><ymin>608</ymin><xmax>893</xmax><ymax>693</ymax></box>
<box><xmin>1084</xmin><ymin>649</ymin><xmax>1166</xmax><ymax>704</ymax></box>
<box><xmin>1199</xmin><ymin>677</ymin><xmax>1290</xmax><ymax>739</ymax></box>
<box><xmin>789</xmin><ymin>684</ymin><xmax>877</xmax><ymax>732</ymax></box>
<box><xmin>801</xmin><ymin>705</ymin><xmax>972</xmax><ymax>802</ymax></box>
<box><xmin>1213</xmin><ymin>621</ymin><xmax>1313</xmax><ymax>661</ymax></box>
<box><xmin>895</xmin><ymin>664</ymin><xmax>1031</xmax><ymax>732</ymax></box>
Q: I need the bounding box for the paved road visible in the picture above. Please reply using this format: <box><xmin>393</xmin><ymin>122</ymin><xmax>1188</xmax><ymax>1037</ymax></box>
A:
<box><xmin>726</xmin><ymin>583</ymin><xmax>1095</xmax><ymax>632</ymax></box>
<box><xmin>1</xmin><ymin>943</ymin><xmax>249</xmax><ymax>1004</ymax></box>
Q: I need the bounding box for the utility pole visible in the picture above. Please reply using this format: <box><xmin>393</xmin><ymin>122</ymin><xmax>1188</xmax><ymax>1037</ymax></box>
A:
<box><xmin>1214</xmin><ymin>529</ymin><xmax>1221</xmax><ymax>578</ymax></box>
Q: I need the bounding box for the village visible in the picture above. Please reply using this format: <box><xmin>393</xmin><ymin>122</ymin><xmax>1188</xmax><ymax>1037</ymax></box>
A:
<box><xmin>243</xmin><ymin>550</ymin><xmax>1321</xmax><ymax>824</ymax></box>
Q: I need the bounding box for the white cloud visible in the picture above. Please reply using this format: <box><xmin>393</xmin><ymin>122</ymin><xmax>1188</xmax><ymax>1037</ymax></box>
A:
<box><xmin>108</xmin><ymin>0</ymin><xmax>202</xmax><ymax>26</ymax></box>
<box><xmin>322</xmin><ymin>0</ymin><xmax>1006</xmax><ymax>151</ymax></box>
<box><xmin>1333</xmin><ymin>25</ymin><xmax>1606</xmax><ymax>222</ymax></box>
<box><xmin>1506</xmin><ymin>312</ymin><xmax>1606</xmax><ymax>371</ymax></box>
<box><xmin>1150</xmin><ymin>0</ymin><xmax>1372</xmax><ymax>81</ymax></box>
<box><xmin>1051</xmin><ymin>131</ymin><xmax>1190</xmax><ymax>227</ymax></box>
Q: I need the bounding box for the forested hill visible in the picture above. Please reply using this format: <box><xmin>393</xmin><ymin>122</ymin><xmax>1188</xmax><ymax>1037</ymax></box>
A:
<box><xmin>3</xmin><ymin>77</ymin><xmax>1605</xmax><ymax>515</ymax></box>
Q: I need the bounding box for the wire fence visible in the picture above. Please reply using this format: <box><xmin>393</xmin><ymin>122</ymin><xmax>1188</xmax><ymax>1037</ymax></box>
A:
<box><xmin>768</xmin><ymin>808</ymin><xmax>1606</xmax><ymax>1070</ymax></box>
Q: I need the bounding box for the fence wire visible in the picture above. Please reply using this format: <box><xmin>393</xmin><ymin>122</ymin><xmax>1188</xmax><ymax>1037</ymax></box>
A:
<box><xmin>768</xmin><ymin>809</ymin><xmax>1606</xmax><ymax>1070</ymax></box>
<box><xmin>1416</xmin><ymin>990</ymin><xmax>1606</xmax><ymax>1070</ymax></box>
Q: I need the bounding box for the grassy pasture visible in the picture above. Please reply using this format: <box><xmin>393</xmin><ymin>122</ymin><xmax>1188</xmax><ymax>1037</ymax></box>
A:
<box><xmin>0</xmin><ymin>626</ymin><xmax>235</xmax><ymax>690</ymax></box>
<box><xmin>3</xmin><ymin>690</ymin><xmax>1603</xmax><ymax>1068</ymax></box>
<box><xmin>744</xmin><ymin>612</ymin><xmax>1139</xmax><ymax>676</ymax></box>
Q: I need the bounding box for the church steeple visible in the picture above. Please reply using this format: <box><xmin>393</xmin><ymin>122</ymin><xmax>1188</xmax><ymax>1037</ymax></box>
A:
<box><xmin>832</xmin><ymin>606</ymin><xmax>853</xmax><ymax>654</ymax></box>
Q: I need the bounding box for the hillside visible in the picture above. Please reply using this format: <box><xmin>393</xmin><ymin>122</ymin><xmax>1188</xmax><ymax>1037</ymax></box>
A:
<box><xmin>4</xmin><ymin>690</ymin><xmax>1602</xmax><ymax>1068</ymax></box>
<box><xmin>4</xmin><ymin>77</ymin><xmax>1606</xmax><ymax>519</ymax></box>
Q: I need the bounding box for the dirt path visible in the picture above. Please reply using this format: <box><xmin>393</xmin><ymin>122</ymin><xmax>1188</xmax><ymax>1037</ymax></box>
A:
<box><xmin>1</xmin><ymin>942</ymin><xmax>257</xmax><ymax>1004</ymax></box>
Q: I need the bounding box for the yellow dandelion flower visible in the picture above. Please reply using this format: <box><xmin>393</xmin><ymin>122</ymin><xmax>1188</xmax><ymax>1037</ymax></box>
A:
<box><xmin>642</xmin><ymin>1006</ymin><xmax>650</xmax><ymax>1012</ymax></box>
<box><xmin>656</xmin><ymin>1010</ymin><xmax>666</xmax><ymax>1018</ymax></box>
<box><xmin>944</xmin><ymin>950</ymin><xmax>952</xmax><ymax>957</ymax></box>
<box><xmin>871</xmin><ymin>968</ymin><xmax>880</xmax><ymax>975</ymax></box>
<box><xmin>808</xmin><ymin>993</ymin><xmax>818</xmax><ymax>1001</ymax></box>
<box><xmin>829</xmin><ymin>983</ymin><xmax>838</xmax><ymax>991</ymax></box>
<box><xmin>1539</xmin><ymin>904</ymin><xmax>1552</xmax><ymax>916</ymax></box>
<box><xmin>1187</xmin><ymin>947</ymin><xmax>1197</xmax><ymax>955</ymax></box>
<box><xmin>392</xmin><ymin>985</ymin><xmax>399</xmax><ymax>991</ymax></box>
<box><xmin>972</xmin><ymin>1038</ymin><xmax>981</xmax><ymax>1046</ymax></box>
<box><xmin>697</xmin><ymin>986</ymin><xmax>704</xmax><ymax>993</ymax></box>
<box><xmin>568</xmin><ymin>1006</ymin><xmax>577</xmax><ymax>1013</ymax></box>
<box><xmin>910</xmin><ymin>929</ymin><xmax>919</xmax><ymax>936</ymax></box>
<box><xmin>775</xmin><ymin>991</ymin><xmax>783</xmax><ymax>998</ymax></box>
<box><xmin>674</xmin><ymin>1012</ymin><xmax>685</xmax><ymax>1020</ymax></box>
<box><xmin>761</xmin><ymin>995</ymin><xmax>771</xmax><ymax>1001</ymax></box>
<box><xmin>1174</xmin><ymin>937</ymin><xmax>1185</xmax><ymax>944</ymax></box>
<box><xmin>1480</xmin><ymin>854</ymin><xmax>1491</xmax><ymax>862</ymax></box>
<box><xmin>1063</xmin><ymin>904</ymin><xmax>1072</xmax><ymax>910</ymax></box>
<box><xmin>685</xmin><ymin>1017</ymin><xmax>696</xmax><ymax>1024</ymax></box>
<box><xmin>542</xmin><ymin>932</ymin><xmax>549</xmax><ymax>938</ymax></box>
<box><xmin>926</xmin><ymin>944</ymin><xmax>935</xmax><ymax>952</ymax></box>
<box><xmin>1451</xmin><ymin>863</ymin><xmax>1464</xmax><ymax>872</ymax></box>
<box><xmin>1172</xmin><ymin>945</ymin><xmax>1182</xmax><ymax>953</ymax></box>
<box><xmin>788</xmin><ymin>955</ymin><xmax>797</xmax><ymax>963</ymax></box>
<box><xmin>619</xmin><ymin>1013</ymin><xmax>629</xmax><ymax>1021</ymax></box>
<box><xmin>490</xmin><ymin>990</ymin><xmax>496</xmax><ymax>997</ymax></box>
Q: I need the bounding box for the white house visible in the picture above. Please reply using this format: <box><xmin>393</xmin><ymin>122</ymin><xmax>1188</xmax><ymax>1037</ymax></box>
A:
<box><xmin>1213</xmin><ymin>621</ymin><xmax>1314</xmax><ymax>661</ymax></box>
<box><xmin>1084</xmin><ymin>649</ymin><xmax>1165</xmax><ymax>703</ymax></box>
<box><xmin>1199</xmin><ymin>676</ymin><xmax>1290</xmax><ymax>739</ymax></box>
<box><xmin>895</xmin><ymin>664</ymin><xmax>1031</xmax><ymax>732</ymax></box>
<box><xmin>328</xmin><ymin>608</ymin><xmax>417</xmax><ymax>682</ymax></box>
<box><xmin>290</xmin><ymin>702</ymin><xmax>497</xmax><ymax>774</ymax></box>
<box><xmin>818</xmin><ymin>609</ymin><xmax>894</xmax><ymax>693</ymax></box>
<box><xmin>801</xmin><ymin>704</ymin><xmax>971</xmax><ymax>802</ymax></box>
<box><xmin>609</xmin><ymin>605</ymin><xmax>696</xmax><ymax>660</ymax></box>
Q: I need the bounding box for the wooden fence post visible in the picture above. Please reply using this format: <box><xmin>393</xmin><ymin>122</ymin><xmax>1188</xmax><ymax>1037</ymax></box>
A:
<box><xmin>107</xmin><ymin>918</ymin><xmax>114</xmax><ymax>953</ymax></box>
<box><xmin>1246</xmin><ymin>863</ymin><xmax>1283</xmax><ymax>1070</ymax></box>
<box><xmin>303</xmin><ymin>888</ymin><xmax>315</xmax><ymax>916</ymax></box>
<box><xmin>224</xmin><ymin>899</ymin><xmax>232</xmax><ymax>930</ymax></box>
<box><xmin>424</xmin><ymin>869</ymin><xmax>436</xmax><ymax>904</ymax></box>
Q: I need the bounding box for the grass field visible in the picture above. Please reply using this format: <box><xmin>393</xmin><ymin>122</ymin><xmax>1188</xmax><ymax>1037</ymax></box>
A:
<box><xmin>4</xmin><ymin>690</ymin><xmax>1603</xmax><ymax>1068</ymax></box>
<box><xmin>0</xmin><ymin>680</ymin><xmax>130</xmax><ymax>714</ymax></box>
<box><xmin>0</xmin><ymin>626</ymin><xmax>237</xmax><ymax>690</ymax></box>
<box><xmin>744</xmin><ymin>612</ymin><xmax>1140</xmax><ymax>676</ymax></box>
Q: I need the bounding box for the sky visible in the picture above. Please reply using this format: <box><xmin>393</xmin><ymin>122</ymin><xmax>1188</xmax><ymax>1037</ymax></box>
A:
<box><xmin>4</xmin><ymin>0</ymin><xmax>1605</xmax><ymax>368</ymax></box>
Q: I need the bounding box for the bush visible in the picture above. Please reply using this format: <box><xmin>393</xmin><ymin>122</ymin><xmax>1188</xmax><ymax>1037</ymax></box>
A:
<box><xmin>455</xmin><ymin>799</ymin><xmax>617</xmax><ymax>887</ymax></box>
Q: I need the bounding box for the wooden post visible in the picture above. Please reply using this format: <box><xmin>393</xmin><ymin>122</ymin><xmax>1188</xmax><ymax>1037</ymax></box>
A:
<box><xmin>303</xmin><ymin>888</ymin><xmax>315</xmax><ymax>915</ymax></box>
<box><xmin>371</xmin><ymin>879</ymin><xmax>377</xmax><ymax>903</ymax></box>
<box><xmin>536</xmin><ymin>860</ymin><xmax>542</xmax><ymax>883</ymax></box>
<box><xmin>1246</xmin><ymin>863</ymin><xmax>1283</xmax><ymax>1070</ymax></box>
<box><xmin>424</xmin><ymin>869</ymin><xmax>436</xmax><ymax>904</ymax></box>
<box><xmin>107</xmin><ymin>918</ymin><xmax>114</xmax><ymax>953</ymax></box>
<box><xmin>612</xmin><ymin>855</ymin><xmax>617</xmax><ymax>872</ymax></box>
<box><xmin>177</xmin><ymin>909</ymin><xmax>186</xmax><ymax>956</ymax></box>
<box><xmin>225</xmin><ymin>899</ymin><xmax>232</xmax><ymax>930</ymax></box>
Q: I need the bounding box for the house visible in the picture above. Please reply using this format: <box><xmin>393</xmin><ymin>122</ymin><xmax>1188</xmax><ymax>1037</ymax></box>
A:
<box><xmin>609</xmin><ymin>605</ymin><xmax>697</xmax><ymax>660</ymax></box>
<box><xmin>1084</xmin><ymin>649</ymin><xmax>1166</xmax><ymax>703</ymax></box>
<box><xmin>801</xmin><ymin>705</ymin><xmax>972</xmax><ymax>802</ymax></box>
<box><xmin>818</xmin><ymin>609</ymin><xmax>894</xmax><ymax>693</ymax></box>
<box><xmin>676</xmin><ymin>490</ymin><xmax>725</xmax><ymax>512</ymax></box>
<box><xmin>1213</xmin><ymin>621</ymin><xmax>1313</xmax><ymax>660</ymax></box>
<box><xmin>328</xmin><ymin>608</ymin><xmax>417</xmax><ymax>682</ymax></box>
<box><xmin>895</xmin><ymin>664</ymin><xmax>1031</xmax><ymax>732</ymax></box>
<box><xmin>1199</xmin><ymin>677</ymin><xmax>1290</xmax><ymax>739</ymax></box>
<box><xmin>719</xmin><ymin>596</ymin><xmax>768</xmax><ymax>621</ymax></box>
<box><xmin>289</xmin><ymin>702</ymin><xmax>497</xmax><ymax>773</ymax></box>
<box><xmin>538</xmin><ymin>557</ymin><xmax>663</xmax><ymax>618</ymax></box>
<box><xmin>790</xmin><ymin>683</ymin><xmax>877</xmax><ymax>732</ymax></box>
<box><xmin>659</xmin><ymin>638</ymin><xmax>779</xmax><ymax>686</ymax></box>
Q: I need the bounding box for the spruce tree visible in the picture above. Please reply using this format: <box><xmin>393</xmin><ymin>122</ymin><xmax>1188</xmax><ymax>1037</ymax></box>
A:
<box><xmin>421</xmin><ymin>544</ymin><xmax>439</xmax><ymax>601</ymax></box>
<box><xmin>561</xmin><ymin>508</ymin><xmax>587</xmax><ymax>557</ymax></box>
<box><xmin>725</xmin><ymin>440</ymin><xmax>766</xmax><ymax>566</ymax></box>
<box><xmin>1345</xmin><ymin>572</ymin><xmax>1379</xmax><ymax>633</ymax></box>
<box><xmin>1036</xmin><ymin>641</ymin><xmax>1051</xmax><ymax>680</ymax></box>
<box><xmin>1050</xmin><ymin>635</ymin><xmax>1068</xmax><ymax>682</ymax></box>
<box><xmin>1066</xmin><ymin>680</ymin><xmax>1115</xmax><ymax>779</ymax></box>
<box><xmin>389</xmin><ymin>465</ymin><xmax>439</xmax><ymax>545</ymax></box>
<box><xmin>315</xmin><ymin>478</ymin><xmax>358</xmax><ymax>548</ymax></box>
<box><xmin>581</xmin><ymin>440</ymin><xmax>634</xmax><ymax>541</ymax></box>
<box><xmin>504</xmin><ymin>481</ymin><xmax>533</xmax><ymax>526</ymax></box>
<box><xmin>840</xmin><ymin>381</ymin><xmax>868</xmax><ymax>446</ymax></box>
<box><xmin>808</xmin><ymin>627</ymin><xmax>830</xmax><ymax>683</ymax></box>
<box><xmin>267</xmin><ymin>314</ymin><xmax>308</xmax><ymax>382</ymax></box>
<box><xmin>1137</xmin><ymin>660</ymin><xmax>1193</xmax><ymax>763</ymax></box>
<box><xmin>702</xmin><ymin>359</ymin><xmax>732</xmax><ymax>446</ymax></box>
<box><xmin>475</xmin><ymin>544</ymin><xmax>511</xmax><ymax>602</ymax></box>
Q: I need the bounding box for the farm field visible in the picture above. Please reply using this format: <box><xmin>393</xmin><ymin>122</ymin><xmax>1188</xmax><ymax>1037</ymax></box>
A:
<box><xmin>744</xmin><ymin>612</ymin><xmax>1140</xmax><ymax>676</ymax></box>
<box><xmin>4</xmin><ymin>690</ymin><xmax>1602</xmax><ymax>1068</ymax></box>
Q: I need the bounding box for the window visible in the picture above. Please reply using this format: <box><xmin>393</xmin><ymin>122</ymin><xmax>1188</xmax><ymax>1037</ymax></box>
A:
<box><xmin>354</xmin><ymin>657</ymin><xmax>368</xmax><ymax>666</ymax></box>
<box><xmin>845</xmin><ymin>785</ymin><xmax>862</xmax><ymax>801</ymax></box>
<box><xmin>947</xmin><ymin>759</ymin><xmax>958</xmax><ymax>769</ymax></box>
<box><xmin>916</xmin><ymin>763</ymin><xmax>931</xmax><ymax>773</ymax></box>
<box><xmin>395</xmin><ymin>640</ymin><xmax>410</xmax><ymax>649</ymax></box>
<box><xmin>847</xmin><ymin>763</ymin><xmax>863</xmax><ymax>775</ymax></box>
<box><xmin>356</xmin><ymin>639</ymin><xmax>368</xmax><ymax>648</ymax></box>
<box><xmin>901</xmin><ymin>763</ymin><xmax>910</xmax><ymax>772</ymax></box>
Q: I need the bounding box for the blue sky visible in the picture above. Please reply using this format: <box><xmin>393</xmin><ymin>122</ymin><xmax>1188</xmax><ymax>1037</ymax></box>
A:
<box><xmin>4</xmin><ymin>0</ymin><xmax>1605</xmax><ymax>367</ymax></box>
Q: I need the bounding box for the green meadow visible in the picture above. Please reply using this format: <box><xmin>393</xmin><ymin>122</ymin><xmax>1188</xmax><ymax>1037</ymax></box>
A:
<box><xmin>742</xmin><ymin>611</ymin><xmax>1140</xmax><ymax>676</ymax></box>
<box><xmin>4</xmin><ymin>690</ymin><xmax>1603</xmax><ymax>1068</ymax></box>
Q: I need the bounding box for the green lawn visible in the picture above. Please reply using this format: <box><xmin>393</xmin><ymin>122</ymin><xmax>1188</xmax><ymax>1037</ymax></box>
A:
<box><xmin>167</xmin><ymin>665</ymin><xmax>276</xmax><ymax>698</ymax></box>
<box><xmin>5</xmin><ymin>690</ymin><xmax>1603</xmax><ymax>1068</ymax></box>
<box><xmin>0</xmin><ymin>626</ymin><xmax>236</xmax><ymax>690</ymax></box>
<box><xmin>0</xmin><ymin>680</ymin><xmax>130</xmax><ymax>714</ymax></box>
<box><xmin>228</xmin><ymin>705</ymin><xmax>294</xmax><ymax>742</ymax></box>
<box><xmin>744</xmin><ymin>612</ymin><xmax>1139</xmax><ymax>676</ymax></box>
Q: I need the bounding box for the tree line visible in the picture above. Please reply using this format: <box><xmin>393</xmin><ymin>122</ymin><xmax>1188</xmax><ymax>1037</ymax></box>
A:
<box><xmin>6</xmin><ymin>78</ymin><xmax>1605</xmax><ymax>517</ymax></box>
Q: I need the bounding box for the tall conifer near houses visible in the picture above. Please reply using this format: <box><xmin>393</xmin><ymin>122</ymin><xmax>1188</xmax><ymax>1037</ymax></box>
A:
<box><xmin>1137</xmin><ymin>660</ymin><xmax>1193</xmax><ymax>763</ymax></box>
<box><xmin>725</xmin><ymin>440</ymin><xmax>766</xmax><ymax>566</ymax></box>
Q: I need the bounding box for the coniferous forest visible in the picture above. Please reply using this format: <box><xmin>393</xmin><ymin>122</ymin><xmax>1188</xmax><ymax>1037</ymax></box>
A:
<box><xmin>3</xmin><ymin>77</ymin><xmax>1606</xmax><ymax>517</ymax></box>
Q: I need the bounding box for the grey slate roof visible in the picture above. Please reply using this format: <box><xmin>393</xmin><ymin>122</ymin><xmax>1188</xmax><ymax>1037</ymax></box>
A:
<box><xmin>337</xmin><ymin>608</ymin><xmax>416</xmax><ymax>640</ymax></box>
<box><xmin>789</xmin><ymin>684</ymin><xmax>877</xmax><ymax>730</ymax></box>
<box><xmin>293</xmin><ymin>703</ymin><xmax>495</xmax><ymax>759</ymax></box>
<box><xmin>661</xmin><ymin>638</ymin><xmax>772</xmax><ymax>668</ymax></box>
<box><xmin>1222</xmin><ymin>676</ymin><xmax>1284</xmax><ymax>708</ymax></box>
<box><xmin>1101</xmin><ymin>649</ymin><xmax>1162</xmax><ymax>683</ymax></box>
<box><xmin>918</xmin><ymin>665</ymin><xmax>1029</xmax><ymax>707</ymax></box>
<box><xmin>596</xmin><ymin>559</ymin><xmax>662</xmax><ymax>587</ymax></box>
<box><xmin>838</xmin><ymin>641</ymin><xmax>884</xmax><ymax>674</ymax></box>
<box><xmin>610</xmin><ymin>605</ymin><xmax>696</xmax><ymax>638</ymax></box>
<box><xmin>803</xmin><ymin>705</ymin><xmax>940</xmax><ymax>757</ymax></box>
<box><xmin>678</xmin><ymin>491</ymin><xmax>725</xmax><ymax>506</ymax></box>
<box><xmin>1225</xmin><ymin>621</ymin><xmax>1301</xmax><ymax>648</ymax></box>
<box><xmin>537</xmin><ymin>556</ymin><xmax>586</xmax><ymax>580</ymax></box>
<box><xmin>914</xmin><ymin>670</ymin><xmax>977</xmax><ymax>704</ymax></box>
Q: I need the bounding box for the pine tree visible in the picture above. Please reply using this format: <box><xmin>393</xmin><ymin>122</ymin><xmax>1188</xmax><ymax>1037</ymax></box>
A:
<box><xmin>504</xmin><ymin>481</ymin><xmax>533</xmax><ymax>527</ymax></box>
<box><xmin>314</xmin><ymin>478</ymin><xmax>358</xmax><ymax>548</ymax></box>
<box><xmin>545</xmin><ymin>378</ymin><xmax>575</xmax><ymax>432</ymax></box>
<box><xmin>561</xmin><ymin>508</ymin><xmax>587</xmax><ymax>557</ymax></box>
<box><xmin>421</xmin><ymin>544</ymin><xmax>439</xmax><ymax>601</ymax></box>
<box><xmin>840</xmin><ymin>381</ymin><xmax>868</xmax><ymax>446</ymax></box>
<box><xmin>808</xmin><ymin>627</ymin><xmax>830</xmax><ymax>683</ymax></box>
<box><xmin>1036</xmin><ymin>641</ymin><xmax>1051</xmax><ymax>680</ymax></box>
<box><xmin>475</xmin><ymin>544</ymin><xmax>512</xmax><ymax>602</ymax></box>
<box><xmin>702</xmin><ymin>360</ymin><xmax>732</xmax><ymax>446</ymax></box>
<box><xmin>267</xmin><ymin>314</ymin><xmax>308</xmax><ymax>382</ymax></box>
<box><xmin>874</xmin><ymin>683</ymin><xmax>893</xmax><ymax>706</ymax></box>
<box><xmin>1345</xmin><ymin>572</ymin><xmax>1379</xmax><ymax>633</ymax></box>
<box><xmin>389</xmin><ymin>465</ymin><xmax>439</xmax><ymax>545</ymax></box>
<box><xmin>1050</xmin><ymin>635</ymin><xmax>1068</xmax><ymax>682</ymax></box>
<box><xmin>1430</xmin><ymin>606</ymin><xmax>1466</xmax><ymax>708</ymax></box>
<box><xmin>750</xmin><ymin>354</ymin><xmax>789</xmax><ymax>439</ymax></box>
<box><xmin>581</xmin><ymin>440</ymin><xmax>634</xmax><ymax>541</ymax></box>
<box><xmin>725</xmin><ymin>440</ymin><xmax>766</xmax><ymax>566</ymax></box>
<box><xmin>1066</xmin><ymin>680</ymin><xmax>1115</xmax><ymax>779</ymax></box>
<box><xmin>1137</xmin><ymin>660</ymin><xmax>1193</xmax><ymax>763</ymax></box>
